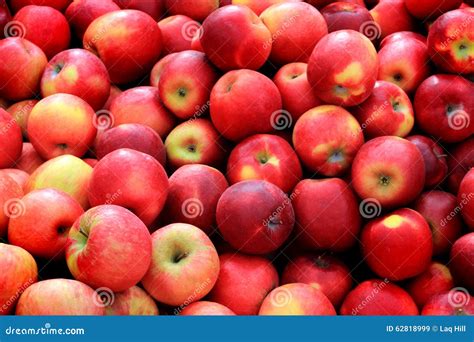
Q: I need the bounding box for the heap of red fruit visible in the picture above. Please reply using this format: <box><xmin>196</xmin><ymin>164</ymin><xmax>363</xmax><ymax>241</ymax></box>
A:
<box><xmin>0</xmin><ymin>0</ymin><xmax>473</xmax><ymax>316</ymax></box>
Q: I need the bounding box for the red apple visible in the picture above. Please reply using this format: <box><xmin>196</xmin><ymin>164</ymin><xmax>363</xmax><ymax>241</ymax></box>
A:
<box><xmin>450</xmin><ymin>233</ymin><xmax>474</xmax><ymax>292</ymax></box>
<box><xmin>273</xmin><ymin>63</ymin><xmax>322</xmax><ymax>121</ymax></box>
<box><xmin>405</xmin><ymin>0</ymin><xmax>462</xmax><ymax>19</ymax></box>
<box><xmin>353</xmin><ymin>81</ymin><xmax>414</xmax><ymax>138</ymax></box>
<box><xmin>66</xmin><ymin>205</ymin><xmax>152</xmax><ymax>292</ymax></box>
<box><xmin>105</xmin><ymin>286</ymin><xmax>159</xmax><ymax>316</ymax></box>
<box><xmin>361</xmin><ymin>208</ymin><xmax>433</xmax><ymax>281</ymax></box>
<box><xmin>102</xmin><ymin>85</ymin><xmax>121</xmax><ymax>111</ymax></box>
<box><xmin>293</xmin><ymin>105</ymin><xmax>364</xmax><ymax>176</ymax></box>
<box><xmin>0</xmin><ymin>108</ymin><xmax>22</xmax><ymax>169</ymax></box>
<box><xmin>380</xmin><ymin>31</ymin><xmax>427</xmax><ymax>48</ymax></box>
<box><xmin>281</xmin><ymin>254</ymin><xmax>352</xmax><ymax>307</ymax></box>
<box><xmin>0</xmin><ymin>169</ymin><xmax>29</xmax><ymax>190</ymax></box>
<box><xmin>26</xmin><ymin>155</ymin><xmax>93</xmax><ymax>209</ymax></box>
<box><xmin>200</xmin><ymin>5</ymin><xmax>271</xmax><ymax>71</ymax></box>
<box><xmin>0</xmin><ymin>243</ymin><xmax>37</xmax><ymax>315</ymax></box>
<box><xmin>321</xmin><ymin>2</ymin><xmax>374</xmax><ymax>34</ymax></box>
<box><xmin>352</xmin><ymin>136</ymin><xmax>425</xmax><ymax>208</ymax></box>
<box><xmin>259</xmin><ymin>283</ymin><xmax>336</xmax><ymax>315</ymax></box>
<box><xmin>292</xmin><ymin>178</ymin><xmax>361</xmax><ymax>251</ymax></box>
<box><xmin>210</xmin><ymin>69</ymin><xmax>282</xmax><ymax>142</ymax></box>
<box><xmin>8</xmin><ymin>189</ymin><xmax>84</xmax><ymax>259</ymax></box>
<box><xmin>208</xmin><ymin>252</ymin><xmax>279</xmax><ymax>315</ymax></box>
<box><xmin>110</xmin><ymin>86</ymin><xmax>176</xmax><ymax>139</ymax></box>
<box><xmin>0</xmin><ymin>0</ymin><xmax>11</xmax><ymax>39</ymax></box>
<box><xmin>83</xmin><ymin>10</ymin><xmax>162</xmax><ymax>84</ymax></box>
<box><xmin>28</xmin><ymin>93</ymin><xmax>97</xmax><ymax>160</ymax></box>
<box><xmin>260</xmin><ymin>2</ymin><xmax>328</xmax><ymax>65</ymax></box>
<box><xmin>216</xmin><ymin>180</ymin><xmax>295</xmax><ymax>254</ymax></box>
<box><xmin>165</xmin><ymin>119</ymin><xmax>227</xmax><ymax>169</ymax></box>
<box><xmin>180</xmin><ymin>301</ymin><xmax>235</xmax><ymax>315</ymax></box>
<box><xmin>15</xmin><ymin>142</ymin><xmax>44</xmax><ymax>174</ymax></box>
<box><xmin>7</xmin><ymin>99</ymin><xmax>37</xmax><ymax>138</ymax></box>
<box><xmin>459</xmin><ymin>168</ymin><xmax>474</xmax><ymax>230</ymax></box>
<box><xmin>162</xmin><ymin>164</ymin><xmax>228</xmax><ymax>235</ymax></box>
<box><xmin>414</xmin><ymin>74</ymin><xmax>473</xmax><ymax>143</ymax></box>
<box><xmin>428</xmin><ymin>9</ymin><xmax>474</xmax><ymax>74</ymax></box>
<box><xmin>158</xmin><ymin>15</ymin><xmax>201</xmax><ymax>55</ymax></box>
<box><xmin>65</xmin><ymin>0</ymin><xmax>120</xmax><ymax>40</ymax></box>
<box><xmin>340</xmin><ymin>279</ymin><xmax>418</xmax><ymax>315</ymax></box>
<box><xmin>141</xmin><ymin>223</ymin><xmax>220</xmax><ymax>306</ymax></box>
<box><xmin>0</xmin><ymin>173</ymin><xmax>24</xmax><ymax>237</ymax></box>
<box><xmin>306</xmin><ymin>0</ymin><xmax>365</xmax><ymax>9</ymax></box>
<box><xmin>227</xmin><ymin>134</ymin><xmax>302</xmax><ymax>193</ymax></box>
<box><xmin>150</xmin><ymin>53</ymin><xmax>178</xmax><ymax>88</ymax></box>
<box><xmin>0</xmin><ymin>37</ymin><xmax>47</xmax><ymax>101</ymax></box>
<box><xmin>414</xmin><ymin>191</ymin><xmax>463</xmax><ymax>255</ymax></box>
<box><xmin>164</xmin><ymin>0</ymin><xmax>218</xmax><ymax>21</ymax></box>
<box><xmin>113</xmin><ymin>0</ymin><xmax>165</xmax><ymax>21</ymax></box>
<box><xmin>88</xmin><ymin>149</ymin><xmax>169</xmax><ymax>226</ymax></box>
<box><xmin>407</xmin><ymin>262</ymin><xmax>454</xmax><ymax>308</ymax></box>
<box><xmin>407</xmin><ymin>135</ymin><xmax>448</xmax><ymax>189</ymax></box>
<box><xmin>377</xmin><ymin>36</ymin><xmax>431</xmax><ymax>94</ymax></box>
<box><xmin>421</xmin><ymin>290</ymin><xmax>474</xmax><ymax>315</ymax></box>
<box><xmin>159</xmin><ymin>50</ymin><xmax>218</xmax><ymax>119</ymax></box>
<box><xmin>447</xmin><ymin>137</ymin><xmax>474</xmax><ymax>194</ymax></box>
<box><xmin>13</xmin><ymin>5</ymin><xmax>70</xmax><ymax>59</ymax></box>
<box><xmin>41</xmin><ymin>49</ymin><xmax>111</xmax><ymax>111</ymax></box>
<box><xmin>95</xmin><ymin>123</ymin><xmax>166</xmax><ymax>166</ymax></box>
<box><xmin>369</xmin><ymin>0</ymin><xmax>416</xmax><ymax>39</ymax></box>
<box><xmin>307</xmin><ymin>30</ymin><xmax>378</xmax><ymax>106</ymax></box>
<box><xmin>16</xmin><ymin>279</ymin><xmax>104</xmax><ymax>315</ymax></box>
<box><xmin>10</xmin><ymin>0</ymin><xmax>72</xmax><ymax>12</ymax></box>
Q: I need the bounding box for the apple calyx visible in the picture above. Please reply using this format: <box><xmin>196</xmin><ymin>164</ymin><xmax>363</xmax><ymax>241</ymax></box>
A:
<box><xmin>173</xmin><ymin>251</ymin><xmax>188</xmax><ymax>263</ymax></box>
<box><xmin>313</xmin><ymin>256</ymin><xmax>330</xmax><ymax>269</ymax></box>
<box><xmin>378</xmin><ymin>174</ymin><xmax>391</xmax><ymax>187</ymax></box>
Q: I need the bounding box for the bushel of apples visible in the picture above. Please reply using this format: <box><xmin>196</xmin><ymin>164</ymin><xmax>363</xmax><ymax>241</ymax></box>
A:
<box><xmin>0</xmin><ymin>0</ymin><xmax>473</xmax><ymax>316</ymax></box>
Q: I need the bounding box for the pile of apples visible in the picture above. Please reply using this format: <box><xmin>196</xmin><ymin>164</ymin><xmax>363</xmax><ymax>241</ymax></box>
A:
<box><xmin>0</xmin><ymin>0</ymin><xmax>473</xmax><ymax>316</ymax></box>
